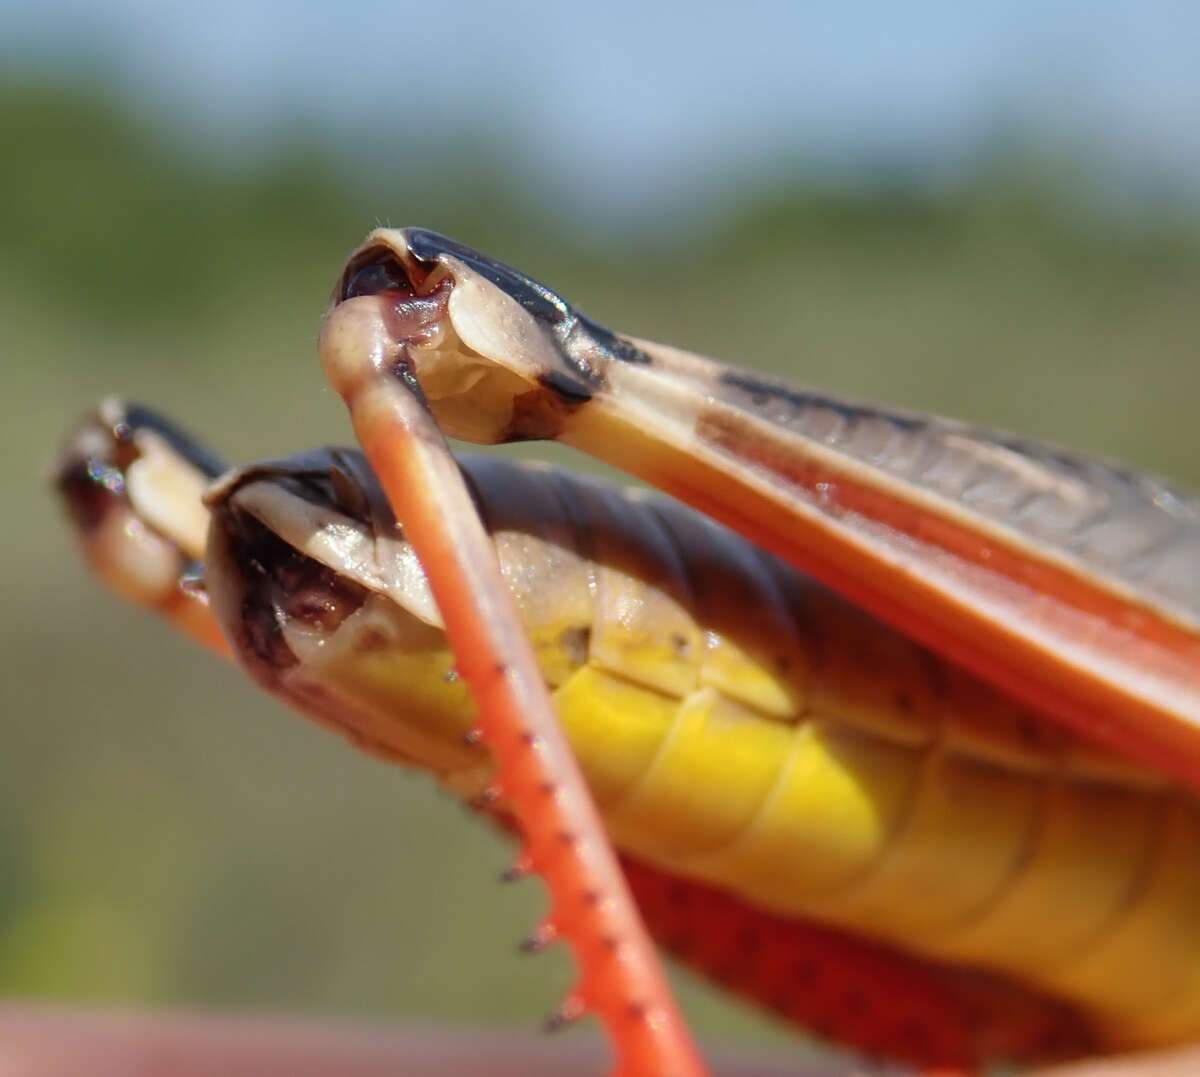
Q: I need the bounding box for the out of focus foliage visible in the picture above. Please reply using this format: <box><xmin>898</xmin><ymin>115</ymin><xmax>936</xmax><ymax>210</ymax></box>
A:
<box><xmin>2</xmin><ymin>77</ymin><xmax>1198</xmax><ymax>1050</ymax></box>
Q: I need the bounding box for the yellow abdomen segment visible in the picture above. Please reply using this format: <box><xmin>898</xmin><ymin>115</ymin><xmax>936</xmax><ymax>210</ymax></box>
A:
<box><xmin>274</xmin><ymin>458</ymin><xmax>1199</xmax><ymax>1050</ymax></box>
<box><xmin>547</xmin><ymin>614</ymin><xmax>1196</xmax><ymax>1051</ymax></box>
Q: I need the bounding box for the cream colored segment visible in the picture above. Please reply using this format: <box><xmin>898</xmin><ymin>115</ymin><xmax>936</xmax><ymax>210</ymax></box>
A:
<box><xmin>231</xmin><ymin>480</ymin><xmax>443</xmax><ymax>628</ymax></box>
<box><xmin>442</xmin><ymin>262</ymin><xmax>563</xmax><ymax>383</ymax></box>
<box><xmin>932</xmin><ymin>778</ymin><xmax>1160</xmax><ymax>969</ymax></box>
<box><xmin>823</xmin><ymin>749</ymin><xmax>1041</xmax><ymax>937</ymax></box>
<box><xmin>125</xmin><ymin>430</ymin><xmax>211</xmax><ymax>561</ymax></box>
<box><xmin>491</xmin><ymin>528</ymin><xmax>595</xmax><ymax>688</ymax></box>
<box><xmin>589</xmin><ymin>558</ymin><xmax>701</xmax><ymax>698</ymax></box>
<box><xmin>687</xmin><ymin>718</ymin><xmax>924</xmax><ymax>906</ymax></box>
<box><xmin>84</xmin><ymin>507</ymin><xmax>182</xmax><ymax>606</ymax></box>
<box><xmin>641</xmin><ymin>494</ymin><xmax>811</xmax><ymax>720</ymax></box>
<box><xmin>1045</xmin><ymin>797</ymin><xmax>1200</xmax><ymax>1018</ymax></box>
<box><xmin>603</xmin><ymin>688</ymin><xmax>793</xmax><ymax>858</ymax></box>
<box><xmin>699</xmin><ymin>629</ymin><xmax>801</xmax><ymax>721</ymax></box>
<box><xmin>531</xmin><ymin>461</ymin><xmax>710</xmax><ymax>701</ymax></box>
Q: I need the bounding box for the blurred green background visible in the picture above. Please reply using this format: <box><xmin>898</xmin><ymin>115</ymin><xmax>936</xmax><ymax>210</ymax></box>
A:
<box><xmin>2</xmin><ymin>6</ymin><xmax>1200</xmax><ymax>1067</ymax></box>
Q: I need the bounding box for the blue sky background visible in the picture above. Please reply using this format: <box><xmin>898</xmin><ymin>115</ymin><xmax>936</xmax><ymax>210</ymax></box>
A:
<box><xmin>4</xmin><ymin>1</ymin><xmax>1199</xmax><ymax>221</ymax></box>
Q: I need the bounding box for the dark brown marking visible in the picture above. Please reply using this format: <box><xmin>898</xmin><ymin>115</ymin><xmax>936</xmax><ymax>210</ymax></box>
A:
<box><xmin>718</xmin><ymin>370</ymin><xmax>922</xmax><ymax>434</ymax></box>
<box><xmin>539</xmin><ymin>369</ymin><xmax>594</xmax><ymax>405</ymax></box>
<box><xmin>239</xmin><ymin>593</ymin><xmax>298</xmax><ymax>672</ymax></box>
<box><xmin>624</xmin><ymin>1001</ymin><xmax>649</xmax><ymax>1022</ymax></box>
<box><xmin>502</xmin><ymin>381</ymin><xmax>592</xmax><ymax>442</ymax></box>
<box><xmin>583</xmin><ymin>320</ymin><xmax>652</xmax><ymax>366</ymax></box>
<box><xmin>560</xmin><ymin>625</ymin><xmax>591</xmax><ymax>666</ymax></box>
<box><xmin>216</xmin><ymin>506</ymin><xmax>368</xmax><ymax>674</ymax></box>
<box><xmin>343</xmin><ymin>259</ymin><xmax>416</xmax><ymax>300</ymax></box>
<box><xmin>336</xmin><ymin>245</ymin><xmax>433</xmax><ymax>304</ymax></box>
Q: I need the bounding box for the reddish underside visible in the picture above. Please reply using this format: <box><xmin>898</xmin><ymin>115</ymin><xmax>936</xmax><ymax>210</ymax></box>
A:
<box><xmin>622</xmin><ymin>856</ymin><xmax>1096</xmax><ymax>1072</ymax></box>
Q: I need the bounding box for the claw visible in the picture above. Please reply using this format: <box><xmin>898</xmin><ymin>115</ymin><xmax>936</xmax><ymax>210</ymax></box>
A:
<box><xmin>544</xmin><ymin>992</ymin><xmax>587</xmax><ymax>1034</ymax></box>
<box><xmin>469</xmin><ymin>784</ymin><xmax>502</xmax><ymax>811</ymax></box>
<box><xmin>500</xmin><ymin>850</ymin><xmax>534</xmax><ymax>883</ymax></box>
<box><xmin>519</xmin><ymin>921</ymin><xmax>559</xmax><ymax>953</ymax></box>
